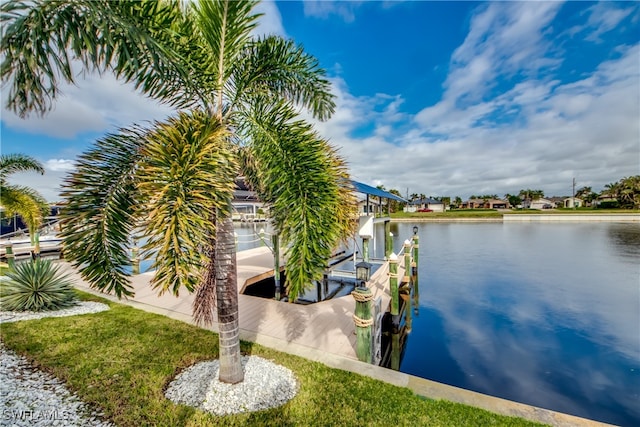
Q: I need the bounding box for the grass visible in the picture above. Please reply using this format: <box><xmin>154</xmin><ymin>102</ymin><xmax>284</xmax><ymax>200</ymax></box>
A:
<box><xmin>392</xmin><ymin>209</ymin><xmax>503</xmax><ymax>219</ymax></box>
<box><xmin>0</xmin><ymin>291</ymin><xmax>544</xmax><ymax>427</ymax></box>
<box><xmin>392</xmin><ymin>208</ymin><xmax>639</xmax><ymax>219</ymax></box>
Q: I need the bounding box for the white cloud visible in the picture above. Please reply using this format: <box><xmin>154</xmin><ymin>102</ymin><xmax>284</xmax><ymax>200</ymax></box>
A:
<box><xmin>312</xmin><ymin>2</ymin><xmax>636</xmax><ymax>205</ymax></box>
<box><xmin>252</xmin><ymin>1</ymin><xmax>287</xmax><ymax>38</ymax></box>
<box><xmin>44</xmin><ymin>158</ymin><xmax>75</xmax><ymax>172</ymax></box>
<box><xmin>302</xmin><ymin>1</ymin><xmax>363</xmax><ymax>23</ymax></box>
<box><xmin>2</xmin><ymin>70</ymin><xmax>175</xmax><ymax>139</ymax></box>
<box><xmin>583</xmin><ymin>3</ymin><xmax>636</xmax><ymax>42</ymax></box>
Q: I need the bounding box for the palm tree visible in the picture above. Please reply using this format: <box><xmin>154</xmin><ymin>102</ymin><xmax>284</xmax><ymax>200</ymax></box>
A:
<box><xmin>0</xmin><ymin>154</ymin><xmax>49</xmax><ymax>244</ymax></box>
<box><xmin>2</xmin><ymin>0</ymin><xmax>356</xmax><ymax>384</ymax></box>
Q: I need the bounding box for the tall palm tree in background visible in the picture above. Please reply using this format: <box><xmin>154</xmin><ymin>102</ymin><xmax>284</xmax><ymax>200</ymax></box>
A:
<box><xmin>2</xmin><ymin>0</ymin><xmax>356</xmax><ymax>384</ymax></box>
<box><xmin>0</xmin><ymin>154</ymin><xmax>49</xmax><ymax>244</ymax></box>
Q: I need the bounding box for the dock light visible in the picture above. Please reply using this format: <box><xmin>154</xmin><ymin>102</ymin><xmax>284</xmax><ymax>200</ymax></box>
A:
<box><xmin>355</xmin><ymin>261</ymin><xmax>372</xmax><ymax>284</ymax></box>
<box><xmin>413</xmin><ymin>226</ymin><xmax>418</xmax><ymax>235</ymax></box>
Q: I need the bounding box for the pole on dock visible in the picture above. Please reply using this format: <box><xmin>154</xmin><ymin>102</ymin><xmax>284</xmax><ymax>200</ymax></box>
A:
<box><xmin>412</xmin><ymin>231</ymin><xmax>420</xmax><ymax>316</ymax></box>
<box><xmin>5</xmin><ymin>244</ymin><xmax>15</xmax><ymax>269</ymax></box>
<box><xmin>352</xmin><ymin>286</ymin><xmax>374</xmax><ymax>363</ymax></box>
<box><xmin>362</xmin><ymin>237</ymin><xmax>369</xmax><ymax>263</ymax></box>
<box><xmin>391</xmin><ymin>326</ymin><xmax>400</xmax><ymax>371</ymax></box>
<box><xmin>131</xmin><ymin>239</ymin><xmax>140</xmax><ymax>275</ymax></box>
<box><xmin>389</xmin><ymin>252</ymin><xmax>399</xmax><ymax>316</ymax></box>
<box><xmin>272</xmin><ymin>234</ymin><xmax>281</xmax><ymax>300</ymax></box>
<box><xmin>403</xmin><ymin>239</ymin><xmax>411</xmax><ymax>283</ymax></box>
<box><xmin>384</xmin><ymin>220</ymin><xmax>392</xmax><ymax>259</ymax></box>
<box><xmin>412</xmin><ymin>233</ymin><xmax>419</xmax><ymax>274</ymax></box>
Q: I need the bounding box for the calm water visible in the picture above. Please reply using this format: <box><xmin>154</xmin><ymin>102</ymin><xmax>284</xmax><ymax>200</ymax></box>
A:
<box><xmin>386</xmin><ymin>222</ymin><xmax>640</xmax><ymax>426</ymax></box>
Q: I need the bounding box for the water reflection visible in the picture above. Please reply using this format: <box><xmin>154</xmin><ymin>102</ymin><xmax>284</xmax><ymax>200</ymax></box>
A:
<box><xmin>393</xmin><ymin>222</ymin><xmax>640</xmax><ymax>427</ymax></box>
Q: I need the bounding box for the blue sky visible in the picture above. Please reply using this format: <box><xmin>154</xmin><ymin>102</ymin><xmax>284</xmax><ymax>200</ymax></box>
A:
<box><xmin>1</xmin><ymin>0</ymin><xmax>639</xmax><ymax>202</ymax></box>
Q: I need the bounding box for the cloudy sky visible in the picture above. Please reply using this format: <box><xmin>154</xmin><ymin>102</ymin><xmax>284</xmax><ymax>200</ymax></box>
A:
<box><xmin>1</xmin><ymin>0</ymin><xmax>639</xmax><ymax>202</ymax></box>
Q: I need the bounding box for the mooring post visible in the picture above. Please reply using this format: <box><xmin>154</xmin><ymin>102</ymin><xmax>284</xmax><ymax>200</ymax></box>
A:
<box><xmin>131</xmin><ymin>239</ymin><xmax>140</xmax><ymax>275</ymax></box>
<box><xmin>412</xmin><ymin>232</ymin><xmax>420</xmax><ymax>316</ymax></box>
<box><xmin>403</xmin><ymin>239</ymin><xmax>411</xmax><ymax>283</ymax></box>
<box><xmin>412</xmin><ymin>233</ymin><xmax>419</xmax><ymax>274</ymax></box>
<box><xmin>362</xmin><ymin>237</ymin><xmax>369</xmax><ymax>263</ymax></box>
<box><xmin>272</xmin><ymin>234</ymin><xmax>281</xmax><ymax>300</ymax></box>
<box><xmin>389</xmin><ymin>252</ymin><xmax>399</xmax><ymax>315</ymax></box>
<box><xmin>384</xmin><ymin>220</ymin><xmax>392</xmax><ymax>259</ymax></box>
<box><xmin>352</xmin><ymin>286</ymin><xmax>374</xmax><ymax>363</ymax></box>
<box><xmin>405</xmin><ymin>289</ymin><xmax>413</xmax><ymax>332</ymax></box>
<box><xmin>5</xmin><ymin>244</ymin><xmax>15</xmax><ymax>269</ymax></box>
<box><xmin>391</xmin><ymin>326</ymin><xmax>401</xmax><ymax>371</ymax></box>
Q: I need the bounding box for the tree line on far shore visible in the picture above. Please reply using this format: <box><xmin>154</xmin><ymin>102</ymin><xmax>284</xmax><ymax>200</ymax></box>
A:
<box><xmin>378</xmin><ymin>175</ymin><xmax>640</xmax><ymax>211</ymax></box>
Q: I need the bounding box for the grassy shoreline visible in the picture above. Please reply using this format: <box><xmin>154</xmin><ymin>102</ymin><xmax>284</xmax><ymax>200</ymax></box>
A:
<box><xmin>1</xmin><ymin>292</ymin><xmax>543</xmax><ymax>427</ymax></box>
<box><xmin>391</xmin><ymin>208</ymin><xmax>639</xmax><ymax>221</ymax></box>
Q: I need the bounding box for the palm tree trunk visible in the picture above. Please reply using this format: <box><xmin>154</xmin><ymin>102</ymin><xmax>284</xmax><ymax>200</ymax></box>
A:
<box><xmin>215</xmin><ymin>213</ymin><xmax>244</xmax><ymax>384</ymax></box>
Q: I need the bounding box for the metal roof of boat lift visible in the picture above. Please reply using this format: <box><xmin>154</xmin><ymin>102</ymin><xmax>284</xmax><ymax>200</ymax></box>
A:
<box><xmin>351</xmin><ymin>180</ymin><xmax>407</xmax><ymax>203</ymax></box>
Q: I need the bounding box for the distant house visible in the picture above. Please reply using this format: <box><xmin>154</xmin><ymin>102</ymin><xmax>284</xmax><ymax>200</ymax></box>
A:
<box><xmin>563</xmin><ymin>197</ymin><xmax>583</xmax><ymax>208</ymax></box>
<box><xmin>547</xmin><ymin>197</ymin><xmax>565</xmax><ymax>208</ymax></box>
<box><xmin>595</xmin><ymin>193</ymin><xmax>617</xmax><ymax>207</ymax></box>
<box><xmin>232</xmin><ymin>177</ymin><xmax>266</xmax><ymax>220</ymax></box>
<box><xmin>461</xmin><ymin>198</ymin><xmax>508</xmax><ymax>209</ymax></box>
<box><xmin>404</xmin><ymin>198</ymin><xmax>445</xmax><ymax>213</ymax></box>
<box><xmin>527</xmin><ymin>198</ymin><xmax>556</xmax><ymax>210</ymax></box>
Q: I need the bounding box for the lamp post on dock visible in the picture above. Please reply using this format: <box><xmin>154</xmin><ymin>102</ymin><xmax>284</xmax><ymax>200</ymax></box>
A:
<box><xmin>355</xmin><ymin>261</ymin><xmax>372</xmax><ymax>287</ymax></box>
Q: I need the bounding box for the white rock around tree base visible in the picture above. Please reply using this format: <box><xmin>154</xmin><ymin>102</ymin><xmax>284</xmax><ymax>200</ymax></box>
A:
<box><xmin>165</xmin><ymin>356</ymin><xmax>299</xmax><ymax>415</ymax></box>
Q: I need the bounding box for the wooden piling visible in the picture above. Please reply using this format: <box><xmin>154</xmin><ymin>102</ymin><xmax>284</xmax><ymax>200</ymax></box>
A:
<box><xmin>384</xmin><ymin>220</ymin><xmax>392</xmax><ymax>259</ymax></box>
<box><xmin>272</xmin><ymin>234</ymin><xmax>281</xmax><ymax>300</ymax></box>
<box><xmin>391</xmin><ymin>325</ymin><xmax>400</xmax><ymax>371</ymax></box>
<box><xmin>389</xmin><ymin>252</ymin><xmax>399</xmax><ymax>315</ymax></box>
<box><xmin>131</xmin><ymin>240</ymin><xmax>140</xmax><ymax>275</ymax></box>
<box><xmin>412</xmin><ymin>233</ymin><xmax>420</xmax><ymax>315</ymax></box>
<box><xmin>362</xmin><ymin>237</ymin><xmax>370</xmax><ymax>263</ymax></box>
<box><xmin>403</xmin><ymin>239</ymin><xmax>411</xmax><ymax>283</ymax></box>
<box><xmin>352</xmin><ymin>287</ymin><xmax>374</xmax><ymax>363</ymax></box>
<box><xmin>412</xmin><ymin>234</ymin><xmax>419</xmax><ymax>272</ymax></box>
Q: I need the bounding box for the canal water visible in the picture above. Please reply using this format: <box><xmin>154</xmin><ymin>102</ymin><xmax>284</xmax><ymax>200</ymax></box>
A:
<box><xmin>385</xmin><ymin>221</ymin><xmax>639</xmax><ymax>427</ymax></box>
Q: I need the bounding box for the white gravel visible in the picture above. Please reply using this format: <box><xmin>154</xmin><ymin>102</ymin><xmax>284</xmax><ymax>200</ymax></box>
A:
<box><xmin>165</xmin><ymin>356</ymin><xmax>299</xmax><ymax>415</ymax></box>
<box><xmin>0</xmin><ymin>344</ymin><xmax>113</xmax><ymax>427</ymax></box>
<box><xmin>0</xmin><ymin>302</ymin><xmax>110</xmax><ymax>324</ymax></box>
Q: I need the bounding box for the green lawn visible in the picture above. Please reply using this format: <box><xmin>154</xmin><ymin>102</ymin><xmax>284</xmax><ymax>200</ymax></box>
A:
<box><xmin>0</xmin><ymin>292</ymin><xmax>544</xmax><ymax>427</ymax></box>
<box><xmin>392</xmin><ymin>208</ymin><xmax>638</xmax><ymax>219</ymax></box>
<box><xmin>392</xmin><ymin>209</ymin><xmax>503</xmax><ymax>219</ymax></box>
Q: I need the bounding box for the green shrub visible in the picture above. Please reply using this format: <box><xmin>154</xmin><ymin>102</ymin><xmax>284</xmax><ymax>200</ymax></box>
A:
<box><xmin>0</xmin><ymin>259</ymin><xmax>77</xmax><ymax>311</ymax></box>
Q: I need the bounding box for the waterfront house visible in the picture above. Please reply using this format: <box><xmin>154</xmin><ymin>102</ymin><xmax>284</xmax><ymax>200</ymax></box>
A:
<box><xmin>563</xmin><ymin>197</ymin><xmax>583</xmax><ymax>208</ymax></box>
<box><xmin>461</xmin><ymin>198</ymin><xmax>509</xmax><ymax>209</ymax></box>
<box><xmin>526</xmin><ymin>198</ymin><xmax>556</xmax><ymax>210</ymax></box>
<box><xmin>404</xmin><ymin>198</ymin><xmax>444</xmax><ymax>213</ymax></box>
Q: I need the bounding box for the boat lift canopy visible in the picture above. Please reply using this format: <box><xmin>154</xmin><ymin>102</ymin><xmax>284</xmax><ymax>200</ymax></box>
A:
<box><xmin>350</xmin><ymin>180</ymin><xmax>407</xmax><ymax>203</ymax></box>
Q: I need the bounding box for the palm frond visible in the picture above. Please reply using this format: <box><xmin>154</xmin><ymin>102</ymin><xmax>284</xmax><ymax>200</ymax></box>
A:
<box><xmin>193</xmin><ymin>0</ymin><xmax>260</xmax><ymax>114</ymax></box>
<box><xmin>137</xmin><ymin>111</ymin><xmax>238</xmax><ymax>296</ymax></box>
<box><xmin>0</xmin><ymin>154</ymin><xmax>45</xmax><ymax>181</ymax></box>
<box><xmin>0</xmin><ymin>184</ymin><xmax>49</xmax><ymax>236</ymax></box>
<box><xmin>241</xmin><ymin>98</ymin><xmax>356</xmax><ymax>300</ymax></box>
<box><xmin>233</xmin><ymin>36</ymin><xmax>336</xmax><ymax>121</ymax></box>
<box><xmin>60</xmin><ymin>126</ymin><xmax>147</xmax><ymax>298</ymax></box>
<box><xmin>1</xmin><ymin>0</ymin><xmax>201</xmax><ymax>117</ymax></box>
